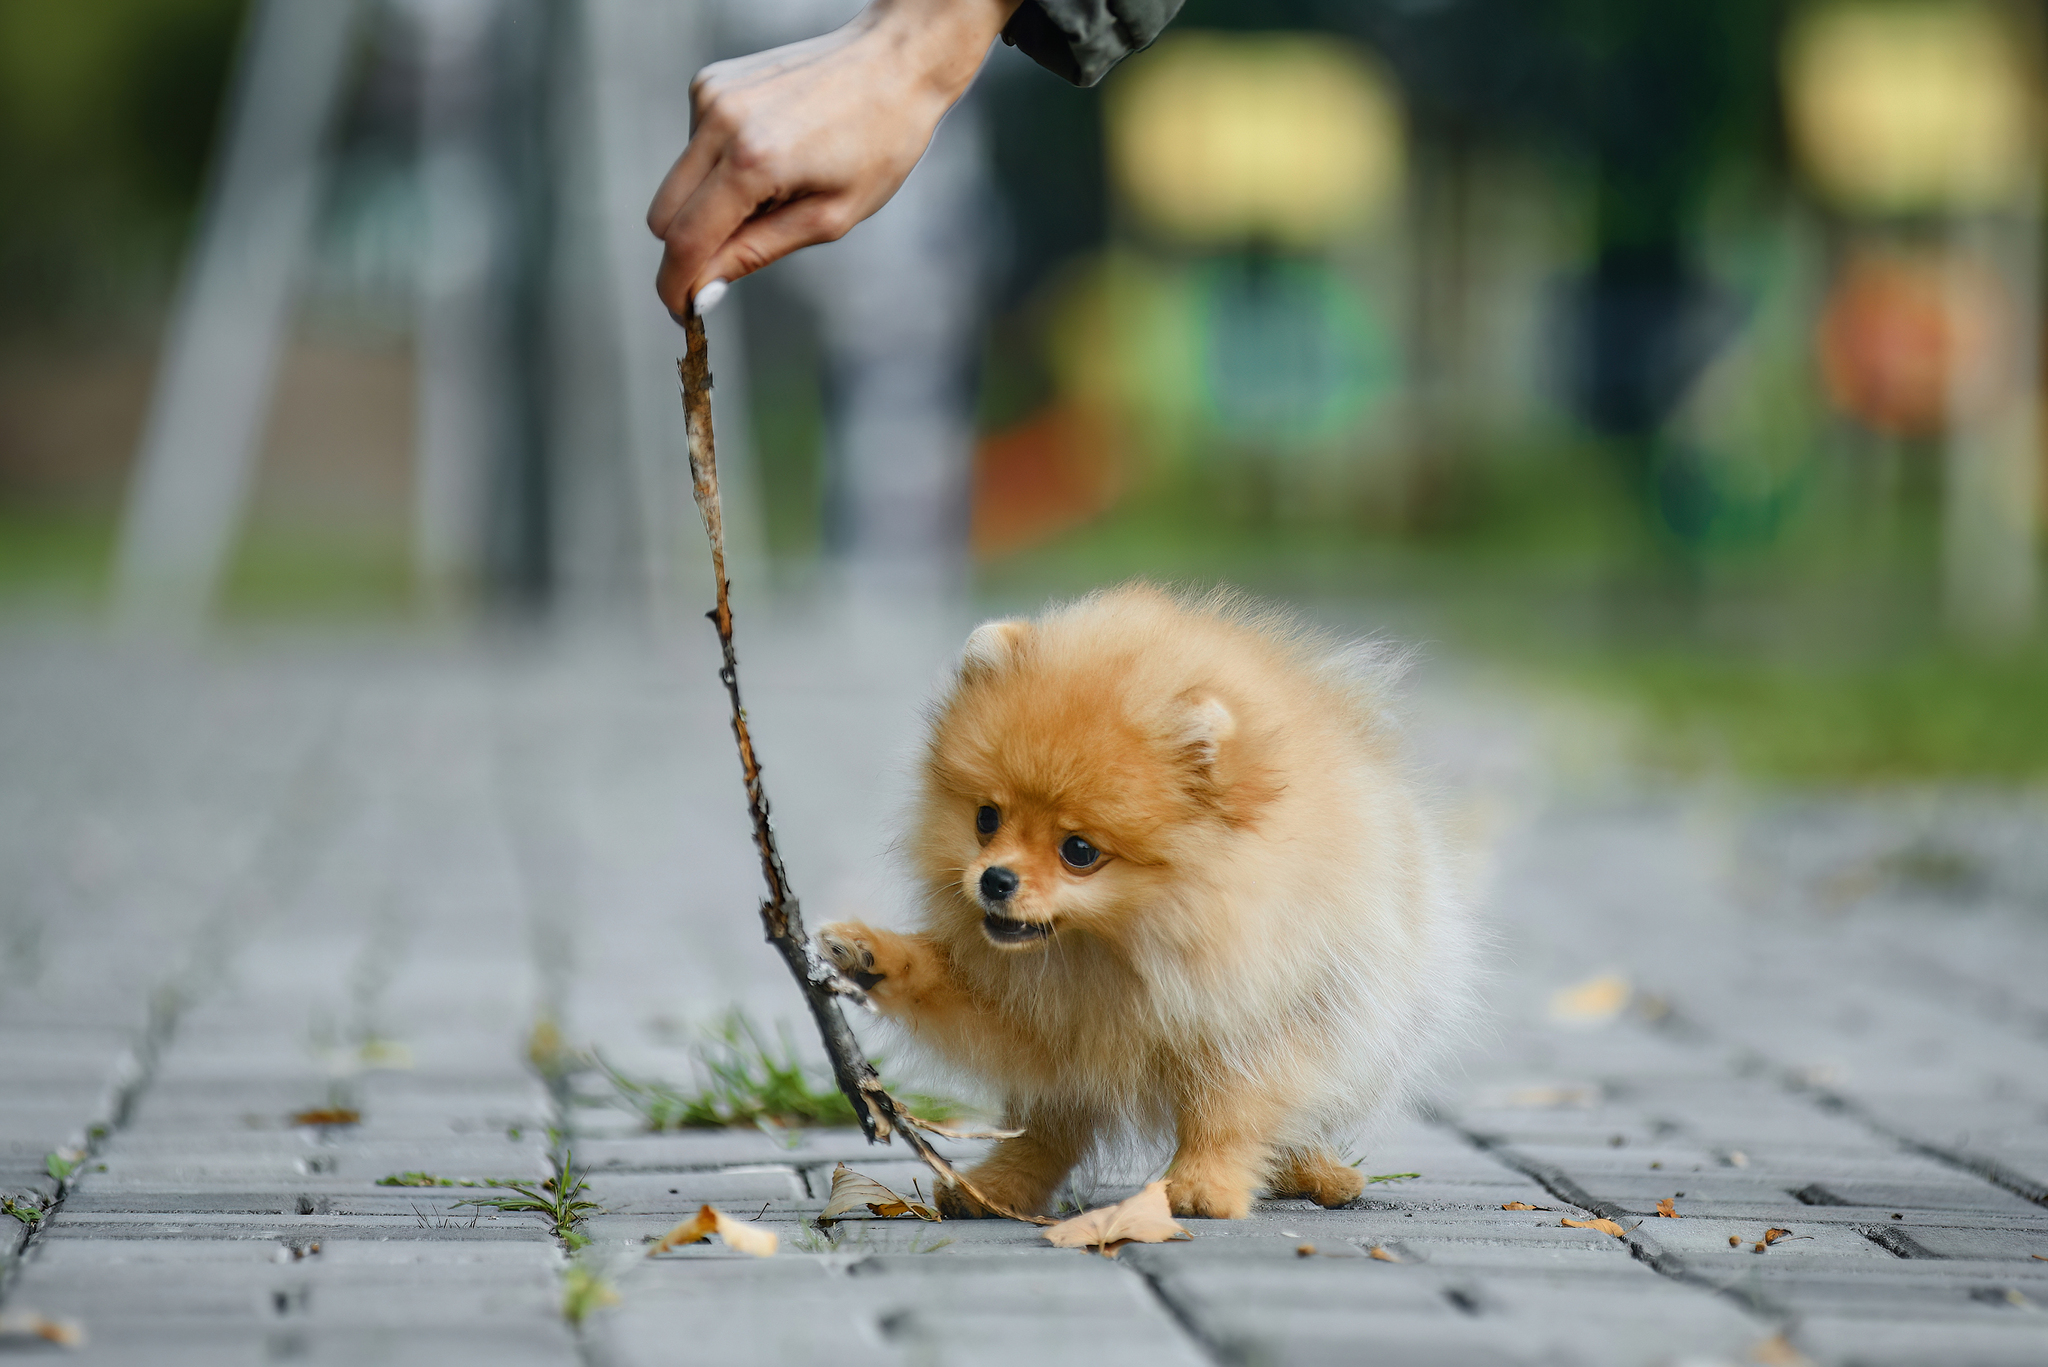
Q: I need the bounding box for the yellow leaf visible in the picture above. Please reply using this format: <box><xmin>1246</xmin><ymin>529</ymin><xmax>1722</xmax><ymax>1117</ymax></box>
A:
<box><xmin>1750</xmin><ymin>1333</ymin><xmax>1812</xmax><ymax>1366</ymax></box>
<box><xmin>0</xmin><ymin>1313</ymin><xmax>85</xmax><ymax>1347</ymax></box>
<box><xmin>649</xmin><ymin>1204</ymin><xmax>778</xmax><ymax>1257</ymax></box>
<box><xmin>1367</xmin><ymin>1245</ymin><xmax>1401</xmax><ymax>1262</ymax></box>
<box><xmin>1548</xmin><ymin>973</ymin><xmax>1630</xmax><ymax>1024</ymax></box>
<box><xmin>1656</xmin><ymin>1198</ymin><xmax>1679</xmax><ymax>1218</ymax></box>
<box><xmin>1561</xmin><ymin>1216</ymin><xmax>1626</xmax><ymax>1238</ymax></box>
<box><xmin>1295</xmin><ymin>1243</ymin><xmax>1317</xmax><ymax>1257</ymax></box>
<box><xmin>1762</xmin><ymin>1227</ymin><xmax>1793</xmax><ymax>1246</ymax></box>
<box><xmin>1501</xmin><ymin>1201</ymin><xmax>1552</xmax><ymax>1212</ymax></box>
<box><xmin>818</xmin><ymin>1164</ymin><xmax>941</xmax><ymax>1222</ymax></box>
<box><xmin>1043</xmin><ymin>1182</ymin><xmax>1191</xmax><ymax>1258</ymax></box>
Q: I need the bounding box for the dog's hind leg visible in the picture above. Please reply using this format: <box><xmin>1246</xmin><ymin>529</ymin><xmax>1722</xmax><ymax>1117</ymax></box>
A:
<box><xmin>1270</xmin><ymin>1150</ymin><xmax>1365</xmax><ymax>1208</ymax></box>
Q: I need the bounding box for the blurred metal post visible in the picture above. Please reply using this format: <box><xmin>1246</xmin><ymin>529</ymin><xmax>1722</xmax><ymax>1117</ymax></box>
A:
<box><xmin>113</xmin><ymin>0</ymin><xmax>361</xmax><ymax>627</ymax></box>
<box><xmin>405</xmin><ymin>0</ymin><xmax>510</xmax><ymax>611</ymax></box>
<box><xmin>1943</xmin><ymin>188</ymin><xmax>2041</xmax><ymax>643</ymax></box>
<box><xmin>580</xmin><ymin>0</ymin><xmax>758</xmax><ymax>627</ymax></box>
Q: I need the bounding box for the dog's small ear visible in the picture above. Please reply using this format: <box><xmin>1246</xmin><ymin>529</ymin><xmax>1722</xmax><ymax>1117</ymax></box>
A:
<box><xmin>960</xmin><ymin>619</ymin><xmax>1029</xmax><ymax>682</ymax></box>
<box><xmin>1178</xmin><ymin>694</ymin><xmax>1237</xmax><ymax>770</ymax></box>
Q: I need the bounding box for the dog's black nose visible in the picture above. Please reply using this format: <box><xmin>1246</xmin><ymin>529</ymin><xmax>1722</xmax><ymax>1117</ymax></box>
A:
<box><xmin>979</xmin><ymin>866</ymin><xmax>1019</xmax><ymax>902</ymax></box>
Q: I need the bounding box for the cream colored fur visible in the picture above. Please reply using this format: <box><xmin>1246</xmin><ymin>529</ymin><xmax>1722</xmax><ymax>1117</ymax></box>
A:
<box><xmin>819</xmin><ymin>584</ymin><xmax>1476</xmax><ymax>1219</ymax></box>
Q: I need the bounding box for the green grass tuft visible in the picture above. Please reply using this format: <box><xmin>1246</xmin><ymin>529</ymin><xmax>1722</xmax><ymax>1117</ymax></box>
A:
<box><xmin>453</xmin><ymin>1147</ymin><xmax>601</xmax><ymax>1249</ymax></box>
<box><xmin>560</xmin><ymin>1259</ymin><xmax>620</xmax><ymax>1325</ymax></box>
<box><xmin>600</xmin><ymin>1009</ymin><xmax>959</xmax><ymax>1131</ymax></box>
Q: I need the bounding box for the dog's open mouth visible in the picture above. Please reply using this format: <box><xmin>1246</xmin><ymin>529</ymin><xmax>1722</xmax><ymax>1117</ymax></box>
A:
<box><xmin>981</xmin><ymin>911</ymin><xmax>1052</xmax><ymax>945</ymax></box>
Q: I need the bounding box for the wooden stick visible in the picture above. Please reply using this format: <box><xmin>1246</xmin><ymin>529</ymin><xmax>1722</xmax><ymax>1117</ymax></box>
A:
<box><xmin>676</xmin><ymin>313</ymin><xmax>1049</xmax><ymax>1224</ymax></box>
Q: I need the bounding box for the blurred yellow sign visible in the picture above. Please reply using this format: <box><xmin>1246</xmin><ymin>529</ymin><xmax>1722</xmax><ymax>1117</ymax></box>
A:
<box><xmin>1107</xmin><ymin>33</ymin><xmax>1404</xmax><ymax>247</ymax></box>
<box><xmin>1785</xmin><ymin>3</ymin><xmax>2039</xmax><ymax>213</ymax></box>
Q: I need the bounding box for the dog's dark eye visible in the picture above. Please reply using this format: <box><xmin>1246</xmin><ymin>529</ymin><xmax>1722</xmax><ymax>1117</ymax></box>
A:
<box><xmin>976</xmin><ymin>805</ymin><xmax>999</xmax><ymax>835</ymax></box>
<box><xmin>1059</xmin><ymin>835</ymin><xmax>1099</xmax><ymax>869</ymax></box>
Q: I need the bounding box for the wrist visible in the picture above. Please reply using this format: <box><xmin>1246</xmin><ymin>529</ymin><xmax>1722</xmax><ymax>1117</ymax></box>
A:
<box><xmin>857</xmin><ymin>0</ymin><xmax>1024</xmax><ymax>100</ymax></box>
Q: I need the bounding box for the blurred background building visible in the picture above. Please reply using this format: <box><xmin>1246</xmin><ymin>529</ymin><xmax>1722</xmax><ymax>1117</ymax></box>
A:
<box><xmin>2</xmin><ymin>0</ymin><xmax>2046</xmax><ymax>779</ymax></box>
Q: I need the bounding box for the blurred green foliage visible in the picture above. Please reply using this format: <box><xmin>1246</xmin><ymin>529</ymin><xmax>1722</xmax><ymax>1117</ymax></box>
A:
<box><xmin>1573</xmin><ymin>647</ymin><xmax>2048</xmax><ymax>783</ymax></box>
<box><xmin>980</xmin><ymin>434</ymin><xmax>2048</xmax><ymax>783</ymax></box>
<box><xmin>0</xmin><ymin>0</ymin><xmax>247</xmax><ymax>325</ymax></box>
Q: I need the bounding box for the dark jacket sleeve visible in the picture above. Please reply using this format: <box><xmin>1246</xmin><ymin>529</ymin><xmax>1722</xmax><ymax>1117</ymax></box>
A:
<box><xmin>1002</xmin><ymin>0</ymin><xmax>1185</xmax><ymax>86</ymax></box>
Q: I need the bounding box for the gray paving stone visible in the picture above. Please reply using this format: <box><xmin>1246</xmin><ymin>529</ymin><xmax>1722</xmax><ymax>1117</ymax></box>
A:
<box><xmin>32</xmin><ymin>1324</ymin><xmax>583</xmax><ymax>1367</ymax></box>
<box><xmin>1796</xmin><ymin>1316</ymin><xmax>2048</xmax><ymax>1367</ymax></box>
<box><xmin>585</xmin><ymin>1167</ymin><xmax>808</xmax><ymax>1211</ymax></box>
<box><xmin>8</xmin><ymin>629</ymin><xmax>2048</xmax><ymax>1365</ymax></box>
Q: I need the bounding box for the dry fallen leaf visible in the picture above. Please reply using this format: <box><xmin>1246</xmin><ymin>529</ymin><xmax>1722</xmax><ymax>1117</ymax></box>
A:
<box><xmin>1656</xmin><ymin>1198</ymin><xmax>1679</xmax><ymax>1218</ymax></box>
<box><xmin>0</xmin><ymin>1312</ymin><xmax>85</xmax><ymax>1347</ymax></box>
<box><xmin>1502</xmin><ymin>1084</ymin><xmax>1599</xmax><ymax>1109</ymax></box>
<box><xmin>1367</xmin><ymin>1245</ymin><xmax>1401</xmax><ymax>1262</ymax></box>
<box><xmin>1762</xmin><ymin>1227</ymin><xmax>1793</xmax><ymax>1246</ymax></box>
<box><xmin>1750</xmin><ymin>1332</ymin><xmax>1812</xmax><ymax>1366</ymax></box>
<box><xmin>649</xmin><ymin>1204</ymin><xmax>778</xmax><ymax>1257</ymax></box>
<box><xmin>290</xmin><ymin>1107</ymin><xmax>360</xmax><ymax>1127</ymax></box>
<box><xmin>1295</xmin><ymin>1243</ymin><xmax>1317</xmax><ymax>1257</ymax></box>
<box><xmin>1501</xmin><ymin>1201</ymin><xmax>1552</xmax><ymax>1212</ymax></box>
<box><xmin>1042</xmin><ymin>1182</ymin><xmax>1190</xmax><ymax>1258</ymax></box>
<box><xmin>1548</xmin><ymin>973</ymin><xmax>1630</xmax><ymax>1024</ymax></box>
<box><xmin>818</xmin><ymin>1163</ymin><xmax>940</xmax><ymax>1223</ymax></box>
<box><xmin>1561</xmin><ymin>1216</ymin><xmax>1627</xmax><ymax>1238</ymax></box>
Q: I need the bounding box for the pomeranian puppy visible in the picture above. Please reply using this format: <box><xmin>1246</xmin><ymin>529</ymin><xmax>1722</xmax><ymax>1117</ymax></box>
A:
<box><xmin>819</xmin><ymin>584</ymin><xmax>1475</xmax><ymax>1219</ymax></box>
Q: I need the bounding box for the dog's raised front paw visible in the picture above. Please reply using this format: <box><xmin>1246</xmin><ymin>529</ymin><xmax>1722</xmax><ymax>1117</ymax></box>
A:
<box><xmin>816</xmin><ymin>922</ymin><xmax>883</xmax><ymax>989</ymax></box>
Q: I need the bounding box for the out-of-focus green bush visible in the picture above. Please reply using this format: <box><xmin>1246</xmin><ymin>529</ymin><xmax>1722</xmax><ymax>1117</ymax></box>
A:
<box><xmin>0</xmin><ymin>0</ymin><xmax>247</xmax><ymax>328</ymax></box>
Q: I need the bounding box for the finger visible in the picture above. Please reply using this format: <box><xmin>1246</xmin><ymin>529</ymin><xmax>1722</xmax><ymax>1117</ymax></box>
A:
<box><xmin>694</xmin><ymin>195</ymin><xmax>864</xmax><ymax>292</ymax></box>
<box><xmin>653</xmin><ymin>160</ymin><xmax>773</xmax><ymax>317</ymax></box>
<box><xmin>646</xmin><ymin>131</ymin><xmax>722</xmax><ymax>239</ymax></box>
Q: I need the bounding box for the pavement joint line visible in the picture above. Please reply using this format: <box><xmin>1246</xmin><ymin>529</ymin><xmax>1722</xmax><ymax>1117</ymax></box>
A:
<box><xmin>1857</xmin><ymin>1222</ymin><xmax>1944</xmax><ymax>1260</ymax></box>
<box><xmin>1428</xmin><ymin>1117</ymin><xmax>1801</xmax><ymax>1329</ymax></box>
<box><xmin>1791</xmin><ymin>1081</ymin><xmax>2048</xmax><ymax>1212</ymax></box>
<box><xmin>1125</xmin><ymin>1258</ymin><xmax>1225</xmax><ymax>1365</ymax></box>
<box><xmin>1653</xmin><ymin>989</ymin><xmax>2048</xmax><ymax>1213</ymax></box>
<box><xmin>0</xmin><ymin>723</ymin><xmax>350</xmax><ymax>1313</ymax></box>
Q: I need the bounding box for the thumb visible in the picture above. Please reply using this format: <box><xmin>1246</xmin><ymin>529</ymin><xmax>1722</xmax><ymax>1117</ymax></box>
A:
<box><xmin>692</xmin><ymin>194</ymin><xmax>866</xmax><ymax>296</ymax></box>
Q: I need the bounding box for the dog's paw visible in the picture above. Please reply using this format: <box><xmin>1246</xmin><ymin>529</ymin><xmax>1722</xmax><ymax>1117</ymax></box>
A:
<box><xmin>934</xmin><ymin>1184</ymin><xmax>997</xmax><ymax>1219</ymax></box>
<box><xmin>1166</xmin><ymin>1172</ymin><xmax>1254</xmax><ymax>1220</ymax></box>
<box><xmin>816</xmin><ymin>922</ymin><xmax>884</xmax><ymax>989</ymax></box>
<box><xmin>1273</xmin><ymin>1152</ymin><xmax>1365</xmax><ymax>1209</ymax></box>
<box><xmin>935</xmin><ymin>1169</ymin><xmax>1046</xmax><ymax>1220</ymax></box>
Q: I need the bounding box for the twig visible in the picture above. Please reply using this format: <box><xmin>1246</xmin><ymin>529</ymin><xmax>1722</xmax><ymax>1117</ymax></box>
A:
<box><xmin>676</xmin><ymin>313</ymin><xmax>1049</xmax><ymax>1226</ymax></box>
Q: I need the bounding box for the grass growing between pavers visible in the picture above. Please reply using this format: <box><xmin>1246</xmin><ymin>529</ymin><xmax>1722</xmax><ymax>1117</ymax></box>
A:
<box><xmin>378</xmin><ymin>1138</ymin><xmax>606</xmax><ymax>1251</ymax></box>
<box><xmin>594</xmin><ymin>1009</ymin><xmax>960</xmax><ymax>1132</ymax></box>
<box><xmin>0</xmin><ymin>1195</ymin><xmax>44</xmax><ymax>1230</ymax></box>
<box><xmin>452</xmin><ymin>1147</ymin><xmax>602</xmax><ymax>1252</ymax></box>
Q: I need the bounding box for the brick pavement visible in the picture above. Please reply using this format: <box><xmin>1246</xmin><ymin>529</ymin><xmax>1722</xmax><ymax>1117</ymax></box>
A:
<box><xmin>1</xmin><ymin>618</ymin><xmax>2044</xmax><ymax>1366</ymax></box>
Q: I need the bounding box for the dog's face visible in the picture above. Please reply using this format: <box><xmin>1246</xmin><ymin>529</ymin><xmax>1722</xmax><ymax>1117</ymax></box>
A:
<box><xmin>916</xmin><ymin>618</ymin><xmax>1265</xmax><ymax>953</ymax></box>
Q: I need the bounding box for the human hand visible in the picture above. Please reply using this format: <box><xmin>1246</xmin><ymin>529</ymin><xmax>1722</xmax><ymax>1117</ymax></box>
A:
<box><xmin>647</xmin><ymin>0</ymin><xmax>1021</xmax><ymax>317</ymax></box>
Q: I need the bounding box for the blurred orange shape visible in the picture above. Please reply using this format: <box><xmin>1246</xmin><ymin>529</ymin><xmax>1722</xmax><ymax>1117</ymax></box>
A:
<box><xmin>1815</xmin><ymin>249</ymin><xmax>2005</xmax><ymax>439</ymax></box>
<box><xmin>970</xmin><ymin>403</ymin><xmax>1121</xmax><ymax>560</ymax></box>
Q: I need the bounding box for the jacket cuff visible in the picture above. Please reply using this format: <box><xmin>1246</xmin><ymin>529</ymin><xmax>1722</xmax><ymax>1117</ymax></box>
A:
<box><xmin>1002</xmin><ymin>0</ymin><xmax>1181</xmax><ymax>87</ymax></box>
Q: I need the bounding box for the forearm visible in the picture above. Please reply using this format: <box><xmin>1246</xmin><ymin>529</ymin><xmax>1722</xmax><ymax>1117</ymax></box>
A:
<box><xmin>850</xmin><ymin>0</ymin><xmax>1026</xmax><ymax>105</ymax></box>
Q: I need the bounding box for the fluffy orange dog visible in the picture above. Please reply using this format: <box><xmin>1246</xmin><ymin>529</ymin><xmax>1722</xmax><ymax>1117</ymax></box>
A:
<box><xmin>819</xmin><ymin>585</ymin><xmax>1474</xmax><ymax>1219</ymax></box>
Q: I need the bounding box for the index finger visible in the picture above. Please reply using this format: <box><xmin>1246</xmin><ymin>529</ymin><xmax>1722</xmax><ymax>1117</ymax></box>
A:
<box><xmin>653</xmin><ymin>157</ymin><xmax>769</xmax><ymax>316</ymax></box>
<box><xmin>646</xmin><ymin>126</ymin><xmax>722</xmax><ymax>240</ymax></box>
